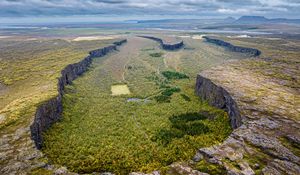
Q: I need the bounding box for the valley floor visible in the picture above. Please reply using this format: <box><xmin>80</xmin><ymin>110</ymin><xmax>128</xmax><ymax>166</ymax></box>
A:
<box><xmin>0</xmin><ymin>31</ymin><xmax>298</xmax><ymax>175</ymax></box>
<box><xmin>42</xmin><ymin>36</ymin><xmax>243</xmax><ymax>174</ymax></box>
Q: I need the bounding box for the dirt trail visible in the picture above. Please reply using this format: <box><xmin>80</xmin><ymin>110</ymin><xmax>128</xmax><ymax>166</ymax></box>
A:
<box><xmin>102</xmin><ymin>36</ymin><xmax>156</xmax><ymax>82</ymax></box>
<box><xmin>103</xmin><ymin>36</ymin><xmax>159</xmax><ymax>140</ymax></box>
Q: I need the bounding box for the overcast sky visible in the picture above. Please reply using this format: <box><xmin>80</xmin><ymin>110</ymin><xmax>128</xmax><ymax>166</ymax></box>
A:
<box><xmin>1</xmin><ymin>0</ymin><xmax>300</xmax><ymax>21</ymax></box>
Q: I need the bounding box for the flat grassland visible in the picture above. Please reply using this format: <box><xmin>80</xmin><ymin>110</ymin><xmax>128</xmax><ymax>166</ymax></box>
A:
<box><xmin>42</xmin><ymin>36</ymin><xmax>247</xmax><ymax>174</ymax></box>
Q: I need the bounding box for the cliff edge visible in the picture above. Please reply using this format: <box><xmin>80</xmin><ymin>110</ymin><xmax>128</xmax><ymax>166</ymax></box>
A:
<box><xmin>203</xmin><ymin>36</ymin><xmax>261</xmax><ymax>57</ymax></box>
<box><xmin>193</xmin><ymin>63</ymin><xmax>300</xmax><ymax>175</ymax></box>
<box><xmin>31</xmin><ymin>39</ymin><xmax>127</xmax><ymax>149</ymax></box>
<box><xmin>139</xmin><ymin>36</ymin><xmax>184</xmax><ymax>51</ymax></box>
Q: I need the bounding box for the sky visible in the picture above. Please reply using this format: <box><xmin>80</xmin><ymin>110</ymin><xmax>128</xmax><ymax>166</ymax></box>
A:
<box><xmin>1</xmin><ymin>0</ymin><xmax>300</xmax><ymax>23</ymax></box>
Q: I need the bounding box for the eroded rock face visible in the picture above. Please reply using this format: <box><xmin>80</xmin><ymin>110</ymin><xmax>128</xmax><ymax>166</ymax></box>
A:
<box><xmin>193</xmin><ymin>64</ymin><xmax>300</xmax><ymax>175</ymax></box>
<box><xmin>139</xmin><ymin>36</ymin><xmax>184</xmax><ymax>50</ymax></box>
<box><xmin>203</xmin><ymin>36</ymin><xmax>261</xmax><ymax>56</ymax></box>
<box><xmin>30</xmin><ymin>39</ymin><xmax>127</xmax><ymax>149</ymax></box>
<box><xmin>195</xmin><ymin>75</ymin><xmax>242</xmax><ymax>129</ymax></box>
<box><xmin>168</xmin><ymin>163</ymin><xmax>209</xmax><ymax>175</ymax></box>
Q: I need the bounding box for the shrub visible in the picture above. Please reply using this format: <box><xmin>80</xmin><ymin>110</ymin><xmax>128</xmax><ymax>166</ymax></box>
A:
<box><xmin>154</xmin><ymin>95</ymin><xmax>171</xmax><ymax>103</ymax></box>
<box><xmin>180</xmin><ymin>94</ymin><xmax>191</xmax><ymax>101</ymax></box>
<box><xmin>149</xmin><ymin>52</ymin><xmax>163</xmax><ymax>57</ymax></box>
<box><xmin>154</xmin><ymin>87</ymin><xmax>181</xmax><ymax>103</ymax></box>
<box><xmin>162</xmin><ymin>71</ymin><xmax>189</xmax><ymax>80</ymax></box>
<box><xmin>194</xmin><ymin>159</ymin><xmax>227</xmax><ymax>175</ymax></box>
<box><xmin>153</xmin><ymin>113</ymin><xmax>211</xmax><ymax>145</ymax></box>
<box><xmin>161</xmin><ymin>87</ymin><xmax>181</xmax><ymax>96</ymax></box>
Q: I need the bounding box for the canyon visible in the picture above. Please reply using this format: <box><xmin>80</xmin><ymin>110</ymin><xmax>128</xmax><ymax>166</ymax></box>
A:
<box><xmin>0</xmin><ymin>34</ymin><xmax>299</xmax><ymax>175</ymax></box>
<box><xmin>31</xmin><ymin>40</ymin><xmax>127</xmax><ymax>149</ymax></box>
<box><xmin>139</xmin><ymin>36</ymin><xmax>184</xmax><ymax>51</ymax></box>
<box><xmin>203</xmin><ymin>36</ymin><xmax>261</xmax><ymax>57</ymax></box>
<box><xmin>192</xmin><ymin>64</ymin><xmax>300</xmax><ymax>174</ymax></box>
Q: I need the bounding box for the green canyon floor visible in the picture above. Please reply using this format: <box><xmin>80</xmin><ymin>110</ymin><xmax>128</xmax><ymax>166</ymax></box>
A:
<box><xmin>1</xmin><ymin>31</ymin><xmax>299</xmax><ymax>175</ymax></box>
<box><xmin>41</xmin><ymin>36</ymin><xmax>247</xmax><ymax>174</ymax></box>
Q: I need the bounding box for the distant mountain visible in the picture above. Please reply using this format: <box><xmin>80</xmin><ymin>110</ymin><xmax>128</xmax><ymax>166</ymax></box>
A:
<box><xmin>137</xmin><ymin>18</ymin><xmax>236</xmax><ymax>25</ymax></box>
<box><xmin>137</xmin><ymin>19</ymin><xmax>177</xmax><ymax>23</ymax></box>
<box><xmin>235</xmin><ymin>16</ymin><xmax>300</xmax><ymax>24</ymax></box>
<box><xmin>224</xmin><ymin>17</ymin><xmax>236</xmax><ymax>22</ymax></box>
<box><xmin>235</xmin><ymin>16</ymin><xmax>268</xmax><ymax>24</ymax></box>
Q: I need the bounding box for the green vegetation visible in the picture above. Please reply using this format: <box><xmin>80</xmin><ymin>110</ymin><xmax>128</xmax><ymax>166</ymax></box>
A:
<box><xmin>146</xmin><ymin>71</ymin><xmax>189</xmax><ymax>103</ymax></box>
<box><xmin>162</xmin><ymin>71</ymin><xmax>189</xmax><ymax>80</ymax></box>
<box><xmin>194</xmin><ymin>159</ymin><xmax>227</xmax><ymax>175</ymax></box>
<box><xmin>154</xmin><ymin>87</ymin><xmax>181</xmax><ymax>103</ymax></box>
<box><xmin>43</xmin><ymin>84</ymin><xmax>232</xmax><ymax>174</ymax></box>
<box><xmin>161</xmin><ymin>87</ymin><xmax>181</xmax><ymax>96</ymax></box>
<box><xmin>153</xmin><ymin>113</ymin><xmax>211</xmax><ymax>145</ymax></box>
<box><xmin>43</xmin><ymin>38</ymin><xmax>233</xmax><ymax>174</ymax></box>
<box><xmin>0</xmin><ymin>38</ymin><xmax>119</xmax><ymax>128</ymax></box>
<box><xmin>279</xmin><ymin>136</ymin><xmax>300</xmax><ymax>157</ymax></box>
<box><xmin>180</xmin><ymin>94</ymin><xmax>191</xmax><ymax>101</ymax></box>
<box><xmin>218</xmin><ymin>36</ymin><xmax>300</xmax><ymax>91</ymax></box>
<box><xmin>243</xmin><ymin>150</ymin><xmax>269</xmax><ymax>174</ymax></box>
<box><xmin>2</xmin><ymin>29</ymin><xmax>299</xmax><ymax>175</ymax></box>
<box><xmin>149</xmin><ymin>52</ymin><xmax>164</xmax><ymax>57</ymax></box>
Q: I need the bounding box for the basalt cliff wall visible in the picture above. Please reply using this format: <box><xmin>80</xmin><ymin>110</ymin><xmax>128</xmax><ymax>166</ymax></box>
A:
<box><xmin>139</xmin><ymin>36</ymin><xmax>184</xmax><ymax>50</ymax></box>
<box><xmin>193</xmin><ymin>70</ymin><xmax>300</xmax><ymax>174</ymax></box>
<box><xmin>203</xmin><ymin>36</ymin><xmax>261</xmax><ymax>56</ymax></box>
<box><xmin>30</xmin><ymin>39</ymin><xmax>127</xmax><ymax>149</ymax></box>
<box><xmin>195</xmin><ymin>75</ymin><xmax>242</xmax><ymax>129</ymax></box>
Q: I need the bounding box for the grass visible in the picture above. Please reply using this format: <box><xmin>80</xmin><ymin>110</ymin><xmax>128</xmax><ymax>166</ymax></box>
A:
<box><xmin>153</xmin><ymin>86</ymin><xmax>181</xmax><ymax>103</ymax></box>
<box><xmin>42</xmin><ymin>37</ymin><xmax>234</xmax><ymax>174</ymax></box>
<box><xmin>242</xmin><ymin>145</ymin><xmax>271</xmax><ymax>175</ymax></box>
<box><xmin>111</xmin><ymin>84</ymin><xmax>131</xmax><ymax>95</ymax></box>
<box><xmin>0</xmin><ymin>38</ymin><xmax>120</xmax><ymax>129</ymax></box>
<box><xmin>180</xmin><ymin>94</ymin><xmax>191</xmax><ymax>102</ymax></box>
<box><xmin>2</xmin><ymin>30</ymin><xmax>299</xmax><ymax>175</ymax></box>
<box><xmin>162</xmin><ymin>71</ymin><xmax>189</xmax><ymax>80</ymax></box>
<box><xmin>216</xmin><ymin>35</ymin><xmax>300</xmax><ymax>90</ymax></box>
<box><xmin>214</xmin><ymin>35</ymin><xmax>300</xmax><ymax>121</ymax></box>
<box><xmin>152</xmin><ymin>113</ymin><xmax>211</xmax><ymax>145</ymax></box>
<box><xmin>279</xmin><ymin>136</ymin><xmax>300</xmax><ymax>157</ymax></box>
<box><xmin>149</xmin><ymin>52</ymin><xmax>164</xmax><ymax>57</ymax></box>
<box><xmin>194</xmin><ymin>159</ymin><xmax>227</xmax><ymax>175</ymax></box>
<box><xmin>43</xmin><ymin>83</ymin><xmax>232</xmax><ymax>174</ymax></box>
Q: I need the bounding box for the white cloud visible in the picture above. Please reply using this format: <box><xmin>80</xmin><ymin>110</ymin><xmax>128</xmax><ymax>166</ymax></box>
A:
<box><xmin>256</xmin><ymin>0</ymin><xmax>300</xmax><ymax>7</ymax></box>
<box><xmin>217</xmin><ymin>8</ymin><xmax>250</xmax><ymax>14</ymax></box>
<box><xmin>0</xmin><ymin>0</ymin><xmax>299</xmax><ymax>17</ymax></box>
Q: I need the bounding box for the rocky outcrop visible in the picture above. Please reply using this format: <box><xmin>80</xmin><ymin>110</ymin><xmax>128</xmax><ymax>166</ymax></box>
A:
<box><xmin>195</xmin><ymin>75</ymin><xmax>242</xmax><ymax>129</ymax></box>
<box><xmin>194</xmin><ymin>67</ymin><xmax>300</xmax><ymax>175</ymax></box>
<box><xmin>203</xmin><ymin>36</ymin><xmax>261</xmax><ymax>56</ymax></box>
<box><xmin>139</xmin><ymin>36</ymin><xmax>184</xmax><ymax>50</ymax></box>
<box><xmin>30</xmin><ymin>39</ymin><xmax>127</xmax><ymax>149</ymax></box>
<box><xmin>113</xmin><ymin>40</ymin><xmax>127</xmax><ymax>46</ymax></box>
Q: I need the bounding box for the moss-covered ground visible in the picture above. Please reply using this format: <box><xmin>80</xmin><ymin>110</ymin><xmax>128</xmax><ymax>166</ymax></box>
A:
<box><xmin>41</xmin><ymin>37</ymin><xmax>242</xmax><ymax>174</ymax></box>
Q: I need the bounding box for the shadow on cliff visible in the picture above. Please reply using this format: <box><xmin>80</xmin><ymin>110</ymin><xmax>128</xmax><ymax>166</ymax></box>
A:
<box><xmin>152</xmin><ymin>112</ymin><xmax>210</xmax><ymax>145</ymax></box>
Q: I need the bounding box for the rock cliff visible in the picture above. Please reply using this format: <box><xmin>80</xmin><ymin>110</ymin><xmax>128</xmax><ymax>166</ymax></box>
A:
<box><xmin>30</xmin><ymin>39</ymin><xmax>127</xmax><ymax>149</ymax></box>
<box><xmin>139</xmin><ymin>36</ymin><xmax>184</xmax><ymax>50</ymax></box>
<box><xmin>193</xmin><ymin>65</ymin><xmax>300</xmax><ymax>175</ymax></box>
<box><xmin>203</xmin><ymin>36</ymin><xmax>261</xmax><ymax>56</ymax></box>
<box><xmin>195</xmin><ymin>75</ymin><xmax>242</xmax><ymax>129</ymax></box>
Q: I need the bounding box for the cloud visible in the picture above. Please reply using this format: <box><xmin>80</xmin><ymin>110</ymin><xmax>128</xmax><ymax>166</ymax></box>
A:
<box><xmin>217</xmin><ymin>8</ymin><xmax>250</xmax><ymax>14</ymax></box>
<box><xmin>0</xmin><ymin>0</ymin><xmax>299</xmax><ymax>18</ymax></box>
<box><xmin>256</xmin><ymin>0</ymin><xmax>300</xmax><ymax>7</ymax></box>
